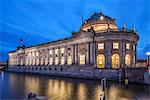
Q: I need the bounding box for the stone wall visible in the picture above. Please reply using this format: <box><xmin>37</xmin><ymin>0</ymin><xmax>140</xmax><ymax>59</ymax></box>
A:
<box><xmin>7</xmin><ymin>66</ymin><xmax>149</xmax><ymax>84</ymax></box>
<box><xmin>126</xmin><ymin>68</ymin><xmax>149</xmax><ymax>84</ymax></box>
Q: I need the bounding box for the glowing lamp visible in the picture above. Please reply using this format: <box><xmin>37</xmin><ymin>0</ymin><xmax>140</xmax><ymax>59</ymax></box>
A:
<box><xmin>100</xmin><ymin>16</ymin><xmax>104</xmax><ymax>20</ymax></box>
<box><xmin>146</xmin><ymin>52</ymin><xmax>150</xmax><ymax>56</ymax></box>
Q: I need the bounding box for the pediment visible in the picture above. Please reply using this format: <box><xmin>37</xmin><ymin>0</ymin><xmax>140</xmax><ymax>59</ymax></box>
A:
<box><xmin>73</xmin><ymin>30</ymin><xmax>94</xmax><ymax>39</ymax></box>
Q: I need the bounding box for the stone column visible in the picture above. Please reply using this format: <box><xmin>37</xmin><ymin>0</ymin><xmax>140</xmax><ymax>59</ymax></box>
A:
<box><xmin>120</xmin><ymin>41</ymin><xmax>123</xmax><ymax>68</ymax></box>
<box><xmin>33</xmin><ymin>51</ymin><xmax>35</xmax><ymax>65</ymax></box>
<box><xmin>52</xmin><ymin>48</ymin><xmax>55</xmax><ymax>65</ymax></box>
<box><xmin>64</xmin><ymin>46</ymin><xmax>67</xmax><ymax>64</ymax></box>
<box><xmin>135</xmin><ymin>44</ymin><xmax>137</xmax><ymax>65</ymax></box>
<box><xmin>86</xmin><ymin>42</ymin><xmax>90</xmax><ymax>64</ymax></box>
<box><xmin>45</xmin><ymin>49</ymin><xmax>48</xmax><ymax>65</ymax></box>
<box><xmin>75</xmin><ymin>44</ymin><xmax>78</xmax><ymax>64</ymax></box>
<box><xmin>30</xmin><ymin>52</ymin><xmax>32</xmax><ymax>65</ymax></box>
<box><xmin>47</xmin><ymin>49</ymin><xmax>49</xmax><ymax>65</ymax></box>
<box><xmin>37</xmin><ymin>50</ymin><xmax>40</xmax><ymax>65</ymax></box>
<box><xmin>72</xmin><ymin>44</ymin><xmax>75</xmax><ymax>64</ymax></box>
<box><xmin>40</xmin><ymin>50</ymin><xmax>42</xmax><ymax>65</ymax></box>
<box><xmin>90</xmin><ymin>42</ymin><xmax>93</xmax><ymax>64</ymax></box>
<box><xmin>106</xmin><ymin>42</ymin><xmax>112</xmax><ymax>68</ymax></box>
<box><xmin>93</xmin><ymin>42</ymin><xmax>96</xmax><ymax>68</ymax></box>
<box><xmin>122</xmin><ymin>41</ymin><xmax>126</xmax><ymax>68</ymax></box>
<box><xmin>58</xmin><ymin>48</ymin><xmax>60</xmax><ymax>65</ymax></box>
<box><xmin>130</xmin><ymin>43</ymin><xmax>133</xmax><ymax>67</ymax></box>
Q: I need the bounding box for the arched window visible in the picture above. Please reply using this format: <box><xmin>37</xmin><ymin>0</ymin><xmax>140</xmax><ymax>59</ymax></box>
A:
<box><xmin>125</xmin><ymin>54</ymin><xmax>131</xmax><ymax>66</ymax></box>
<box><xmin>97</xmin><ymin>54</ymin><xmax>105</xmax><ymax>68</ymax></box>
<box><xmin>111</xmin><ymin>54</ymin><xmax>120</xmax><ymax>68</ymax></box>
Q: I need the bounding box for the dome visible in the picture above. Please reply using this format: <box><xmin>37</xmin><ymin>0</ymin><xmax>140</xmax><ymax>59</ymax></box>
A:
<box><xmin>81</xmin><ymin>12</ymin><xmax>118</xmax><ymax>32</ymax></box>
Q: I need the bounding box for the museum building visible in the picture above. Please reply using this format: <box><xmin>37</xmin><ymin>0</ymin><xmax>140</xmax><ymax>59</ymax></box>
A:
<box><xmin>8</xmin><ymin>12</ymin><xmax>139</xmax><ymax>69</ymax></box>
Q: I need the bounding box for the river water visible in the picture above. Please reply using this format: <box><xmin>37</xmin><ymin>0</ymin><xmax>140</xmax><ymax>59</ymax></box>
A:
<box><xmin>0</xmin><ymin>72</ymin><xmax>149</xmax><ymax>100</ymax></box>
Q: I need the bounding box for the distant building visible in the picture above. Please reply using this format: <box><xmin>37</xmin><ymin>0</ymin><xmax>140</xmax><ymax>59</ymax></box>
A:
<box><xmin>136</xmin><ymin>59</ymin><xmax>147</xmax><ymax>67</ymax></box>
<box><xmin>8</xmin><ymin>12</ymin><xmax>139</xmax><ymax>69</ymax></box>
<box><xmin>0</xmin><ymin>62</ymin><xmax>7</xmax><ymax>68</ymax></box>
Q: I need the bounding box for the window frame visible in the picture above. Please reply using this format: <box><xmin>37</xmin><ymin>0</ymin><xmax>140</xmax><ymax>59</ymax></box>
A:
<box><xmin>113</xmin><ymin>42</ymin><xmax>119</xmax><ymax>49</ymax></box>
<box><xmin>98</xmin><ymin>43</ymin><xmax>104</xmax><ymax>50</ymax></box>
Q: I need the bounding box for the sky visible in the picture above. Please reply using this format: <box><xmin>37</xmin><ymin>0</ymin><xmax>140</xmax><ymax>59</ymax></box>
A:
<box><xmin>0</xmin><ymin>0</ymin><xmax>150</xmax><ymax>62</ymax></box>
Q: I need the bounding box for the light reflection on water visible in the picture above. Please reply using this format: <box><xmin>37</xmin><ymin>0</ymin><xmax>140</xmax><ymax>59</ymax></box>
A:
<box><xmin>0</xmin><ymin>72</ymin><xmax>149</xmax><ymax>100</ymax></box>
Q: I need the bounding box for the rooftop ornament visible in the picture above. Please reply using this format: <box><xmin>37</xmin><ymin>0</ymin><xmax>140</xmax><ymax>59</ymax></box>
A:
<box><xmin>132</xmin><ymin>25</ymin><xmax>136</xmax><ymax>32</ymax></box>
<box><xmin>107</xmin><ymin>23</ymin><xmax>111</xmax><ymax>32</ymax></box>
<box><xmin>123</xmin><ymin>24</ymin><xmax>126</xmax><ymax>31</ymax></box>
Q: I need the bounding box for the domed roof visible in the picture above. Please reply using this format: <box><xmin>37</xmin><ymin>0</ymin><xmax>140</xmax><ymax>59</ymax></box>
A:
<box><xmin>81</xmin><ymin>12</ymin><xmax>118</xmax><ymax>32</ymax></box>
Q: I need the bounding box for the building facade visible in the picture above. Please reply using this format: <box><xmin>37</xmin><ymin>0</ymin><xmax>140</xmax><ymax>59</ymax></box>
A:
<box><xmin>8</xmin><ymin>12</ymin><xmax>139</xmax><ymax>69</ymax></box>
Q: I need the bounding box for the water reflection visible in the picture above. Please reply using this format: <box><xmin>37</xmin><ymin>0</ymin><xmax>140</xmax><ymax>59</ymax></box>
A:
<box><xmin>77</xmin><ymin>83</ymin><xmax>88</xmax><ymax>100</ymax></box>
<box><xmin>1</xmin><ymin>72</ymin><xmax>149</xmax><ymax>100</ymax></box>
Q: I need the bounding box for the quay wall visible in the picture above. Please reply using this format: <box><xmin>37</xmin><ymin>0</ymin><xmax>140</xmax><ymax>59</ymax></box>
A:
<box><xmin>6</xmin><ymin>66</ymin><xmax>150</xmax><ymax>84</ymax></box>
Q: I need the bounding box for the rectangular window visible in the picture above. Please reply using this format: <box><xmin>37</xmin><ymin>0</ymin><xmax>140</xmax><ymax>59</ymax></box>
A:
<box><xmin>80</xmin><ymin>55</ymin><xmax>85</xmax><ymax>64</ymax></box>
<box><xmin>49</xmin><ymin>50</ymin><xmax>53</xmax><ymax>55</ymax></box>
<box><xmin>55</xmin><ymin>49</ymin><xmax>58</xmax><ymax>54</ymax></box>
<box><xmin>67</xmin><ymin>56</ymin><xmax>72</xmax><ymax>65</ymax></box>
<box><xmin>113</xmin><ymin>42</ymin><xmax>119</xmax><ymax>49</ymax></box>
<box><xmin>60</xmin><ymin>57</ymin><xmax>65</xmax><ymax>65</ymax></box>
<box><xmin>126</xmin><ymin>43</ymin><xmax>130</xmax><ymax>49</ymax></box>
<box><xmin>55</xmin><ymin>57</ymin><xmax>58</xmax><ymax>65</ymax></box>
<box><xmin>49</xmin><ymin>58</ymin><xmax>53</xmax><ymax>65</ymax></box>
<box><xmin>98</xmin><ymin>43</ymin><xmax>104</xmax><ymax>50</ymax></box>
<box><xmin>60</xmin><ymin>48</ymin><xmax>64</xmax><ymax>54</ymax></box>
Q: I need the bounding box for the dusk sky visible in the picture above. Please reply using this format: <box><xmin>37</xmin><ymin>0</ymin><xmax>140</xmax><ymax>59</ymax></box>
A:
<box><xmin>0</xmin><ymin>0</ymin><xmax>150</xmax><ymax>61</ymax></box>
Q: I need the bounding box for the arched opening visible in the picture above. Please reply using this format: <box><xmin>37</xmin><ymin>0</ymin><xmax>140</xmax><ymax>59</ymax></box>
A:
<box><xmin>111</xmin><ymin>54</ymin><xmax>120</xmax><ymax>68</ymax></box>
<box><xmin>97</xmin><ymin>54</ymin><xmax>105</xmax><ymax>68</ymax></box>
<box><xmin>125</xmin><ymin>54</ymin><xmax>131</xmax><ymax>66</ymax></box>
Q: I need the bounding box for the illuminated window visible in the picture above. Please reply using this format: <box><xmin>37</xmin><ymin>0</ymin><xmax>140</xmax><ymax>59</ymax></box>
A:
<box><xmin>111</xmin><ymin>54</ymin><xmax>120</xmax><ymax>68</ymax></box>
<box><xmin>98</xmin><ymin>43</ymin><xmax>104</xmax><ymax>50</ymax></box>
<box><xmin>133</xmin><ymin>45</ymin><xmax>135</xmax><ymax>51</ymax></box>
<box><xmin>126</xmin><ymin>43</ymin><xmax>130</xmax><ymax>49</ymax></box>
<box><xmin>97</xmin><ymin>54</ymin><xmax>105</xmax><ymax>68</ymax></box>
<box><xmin>125</xmin><ymin>54</ymin><xmax>131</xmax><ymax>66</ymax></box>
<box><xmin>55</xmin><ymin>49</ymin><xmax>58</xmax><ymax>54</ymax></box>
<box><xmin>36</xmin><ymin>52</ymin><xmax>38</xmax><ymax>65</ymax></box>
<box><xmin>49</xmin><ymin>50</ymin><xmax>53</xmax><ymax>65</ymax></box>
<box><xmin>113</xmin><ymin>42</ymin><xmax>119</xmax><ymax>49</ymax></box>
<box><xmin>55</xmin><ymin>57</ymin><xmax>59</xmax><ymax>65</ymax></box>
<box><xmin>49</xmin><ymin>58</ymin><xmax>53</xmax><ymax>65</ymax></box>
<box><xmin>79</xmin><ymin>55</ymin><xmax>85</xmax><ymax>64</ymax></box>
<box><xmin>60</xmin><ymin>48</ymin><xmax>64</xmax><ymax>53</ymax></box>
<box><xmin>60</xmin><ymin>57</ymin><xmax>65</xmax><ymax>65</ymax></box>
<box><xmin>67</xmin><ymin>48</ymin><xmax>72</xmax><ymax>65</ymax></box>
<box><xmin>54</xmin><ymin>49</ymin><xmax>58</xmax><ymax>65</ymax></box>
<box><xmin>67</xmin><ymin>56</ymin><xmax>72</xmax><ymax>65</ymax></box>
<box><xmin>49</xmin><ymin>50</ymin><xmax>53</xmax><ymax>55</ymax></box>
<box><xmin>60</xmin><ymin>48</ymin><xmax>65</xmax><ymax>65</ymax></box>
